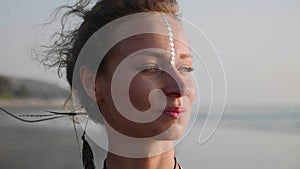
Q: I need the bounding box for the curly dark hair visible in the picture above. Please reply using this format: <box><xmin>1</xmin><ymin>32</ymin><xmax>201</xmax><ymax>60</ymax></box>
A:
<box><xmin>37</xmin><ymin>0</ymin><xmax>179</xmax><ymax>118</ymax></box>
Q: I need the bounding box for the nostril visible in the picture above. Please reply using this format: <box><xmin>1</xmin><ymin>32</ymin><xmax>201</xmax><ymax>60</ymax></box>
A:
<box><xmin>163</xmin><ymin>70</ymin><xmax>190</xmax><ymax>98</ymax></box>
<box><xmin>165</xmin><ymin>84</ymin><xmax>191</xmax><ymax>98</ymax></box>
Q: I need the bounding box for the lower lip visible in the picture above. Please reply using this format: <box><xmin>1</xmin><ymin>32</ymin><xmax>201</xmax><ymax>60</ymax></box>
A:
<box><xmin>163</xmin><ymin>111</ymin><xmax>185</xmax><ymax>119</ymax></box>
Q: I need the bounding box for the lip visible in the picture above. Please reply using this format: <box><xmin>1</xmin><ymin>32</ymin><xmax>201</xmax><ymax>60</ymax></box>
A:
<box><xmin>163</xmin><ymin>107</ymin><xmax>186</xmax><ymax>119</ymax></box>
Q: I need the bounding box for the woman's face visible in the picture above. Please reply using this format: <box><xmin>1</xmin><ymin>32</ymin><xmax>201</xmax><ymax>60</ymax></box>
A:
<box><xmin>95</xmin><ymin>34</ymin><xmax>196</xmax><ymax>140</ymax></box>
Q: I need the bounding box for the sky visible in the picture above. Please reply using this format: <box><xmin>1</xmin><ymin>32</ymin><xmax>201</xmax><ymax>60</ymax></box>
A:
<box><xmin>0</xmin><ymin>0</ymin><xmax>299</xmax><ymax>106</ymax></box>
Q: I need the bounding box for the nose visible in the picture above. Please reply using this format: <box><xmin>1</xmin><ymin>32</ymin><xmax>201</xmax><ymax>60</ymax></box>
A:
<box><xmin>163</xmin><ymin>69</ymin><xmax>191</xmax><ymax>98</ymax></box>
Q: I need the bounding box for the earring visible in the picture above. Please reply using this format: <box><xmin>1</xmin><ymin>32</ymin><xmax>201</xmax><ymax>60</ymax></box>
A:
<box><xmin>82</xmin><ymin>131</ymin><xmax>96</xmax><ymax>169</ymax></box>
<box><xmin>72</xmin><ymin>114</ymin><xmax>96</xmax><ymax>169</ymax></box>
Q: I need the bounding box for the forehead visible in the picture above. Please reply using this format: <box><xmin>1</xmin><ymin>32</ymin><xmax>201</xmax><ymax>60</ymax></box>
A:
<box><xmin>109</xmin><ymin>13</ymin><xmax>190</xmax><ymax>57</ymax></box>
<box><xmin>122</xmin><ymin>34</ymin><xmax>190</xmax><ymax>54</ymax></box>
<box><xmin>105</xmin><ymin>33</ymin><xmax>191</xmax><ymax>66</ymax></box>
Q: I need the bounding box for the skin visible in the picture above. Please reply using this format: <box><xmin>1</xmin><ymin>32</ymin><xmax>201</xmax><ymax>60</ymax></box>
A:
<box><xmin>95</xmin><ymin>34</ymin><xmax>195</xmax><ymax>139</ymax></box>
<box><xmin>80</xmin><ymin>32</ymin><xmax>196</xmax><ymax>169</ymax></box>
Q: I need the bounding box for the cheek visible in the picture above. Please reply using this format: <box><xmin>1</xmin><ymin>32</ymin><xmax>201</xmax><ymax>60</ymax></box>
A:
<box><xmin>185</xmin><ymin>76</ymin><xmax>197</xmax><ymax>105</ymax></box>
<box><xmin>191</xmin><ymin>79</ymin><xmax>197</xmax><ymax>101</ymax></box>
<box><xmin>129</xmin><ymin>75</ymin><xmax>158</xmax><ymax>111</ymax></box>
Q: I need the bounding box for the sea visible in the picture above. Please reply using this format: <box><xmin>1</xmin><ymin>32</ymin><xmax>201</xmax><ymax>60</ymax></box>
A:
<box><xmin>0</xmin><ymin>106</ymin><xmax>299</xmax><ymax>169</ymax></box>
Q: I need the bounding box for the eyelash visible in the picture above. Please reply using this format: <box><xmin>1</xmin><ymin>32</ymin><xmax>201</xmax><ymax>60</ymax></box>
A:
<box><xmin>139</xmin><ymin>65</ymin><xmax>194</xmax><ymax>73</ymax></box>
<box><xmin>179</xmin><ymin>66</ymin><xmax>194</xmax><ymax>73</ymax></box>
<box><xmin>140</xmin><ymin>65</ymin><xmax>160</xmax><ymax>72</ymax></box>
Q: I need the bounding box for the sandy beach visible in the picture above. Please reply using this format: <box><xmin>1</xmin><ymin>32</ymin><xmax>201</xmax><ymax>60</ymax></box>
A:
<box><xmin>0</xmin><ymin>106</ymin><xmax>300</xmax><ymax>169</ymax></box>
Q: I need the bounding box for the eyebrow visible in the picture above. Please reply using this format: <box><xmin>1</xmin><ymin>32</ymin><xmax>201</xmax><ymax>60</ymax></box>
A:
<box><xmin>131</xmin><ymin>50</ymin><xmax>167</xmax><ymax>59</ymax></box>
<box><xmin>132</xmin><ymin>50</ymin><xmax>192</xmax><ymax>60</ymax></box>
<box><xmin>179</xmin><ymin>53</ymin><xmax>193</xmax><ymax>59</ymax></box>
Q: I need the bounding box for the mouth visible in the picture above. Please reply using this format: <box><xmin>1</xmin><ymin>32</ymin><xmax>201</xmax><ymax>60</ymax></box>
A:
<box><xmin>163</xmin><ymin>107</ymin><xmax>186</xmax><ymax>119</ymax></box>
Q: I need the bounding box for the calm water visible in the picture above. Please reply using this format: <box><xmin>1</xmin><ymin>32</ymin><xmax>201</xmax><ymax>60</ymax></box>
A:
<box><xmin>0</xmin><ymin>106</ymin><xmax>300</xmax><ymax>169</ymax></box>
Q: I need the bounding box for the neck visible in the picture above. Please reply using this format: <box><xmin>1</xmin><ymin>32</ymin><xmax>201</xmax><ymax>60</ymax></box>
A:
<box><xmin>104</xmin><ymin>125</ymin><xmax>179</xmax><ymax>169</ymax></box>
<box><xmin>105</xmin><ymin>149</ymin><xmax>178</xmax><ymax>169</ymax></box>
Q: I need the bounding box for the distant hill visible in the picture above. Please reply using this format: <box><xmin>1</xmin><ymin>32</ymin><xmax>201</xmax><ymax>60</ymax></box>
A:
<box><xmin>0</xmin><ymin>75</ymin><xmax>68</xmax><ymax>100</ymax></box>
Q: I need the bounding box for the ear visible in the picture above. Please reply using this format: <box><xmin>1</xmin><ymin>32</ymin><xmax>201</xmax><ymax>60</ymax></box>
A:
<box><xmin>79</xmin><ymin>66</ymin><xmax>97</xmax><ymax>102</ymax></box>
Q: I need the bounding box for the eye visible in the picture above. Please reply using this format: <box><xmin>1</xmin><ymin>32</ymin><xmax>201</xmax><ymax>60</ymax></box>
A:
<box><xmin>140</xmin><ymin>64</ymin><xmax>161</xmax><ymax>73</ymax></box>
<box><xmin>178</xmin><ymin>66</ymin><xmax>194</xmax><ymax>73</ymax></box>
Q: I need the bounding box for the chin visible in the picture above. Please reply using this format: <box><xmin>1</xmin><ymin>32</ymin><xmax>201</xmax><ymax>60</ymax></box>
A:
<box><xmin>153</xmin><ymin>124</ymin><xmax>186</xmax><ymax>141</ymax></box>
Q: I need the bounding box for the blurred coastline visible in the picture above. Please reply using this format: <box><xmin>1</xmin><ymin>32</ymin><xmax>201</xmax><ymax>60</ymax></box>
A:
<box><xmin>0</xmin><ymin>98</ymin><xmax>66</xmax><ymax>108</ymax></box>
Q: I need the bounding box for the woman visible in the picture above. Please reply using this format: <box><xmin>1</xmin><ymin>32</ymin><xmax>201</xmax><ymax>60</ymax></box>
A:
<box><xmin>41</xmin><ymin>0</ymin><xmax>196</xmax><ymax>168</ymax></box>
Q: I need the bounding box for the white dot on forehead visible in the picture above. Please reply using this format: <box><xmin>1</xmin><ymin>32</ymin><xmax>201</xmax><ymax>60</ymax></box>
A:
<box><xmin>161</xmin><ymin>15</ymin><xmax>176</xmax><ymax>66</ymax></box>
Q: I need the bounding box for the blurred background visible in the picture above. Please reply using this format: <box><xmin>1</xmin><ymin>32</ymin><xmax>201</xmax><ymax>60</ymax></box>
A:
<box><xmin>0</xmin><ymin>0</ymin><xmax>299</xmax><ymax>169</ymax></box>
